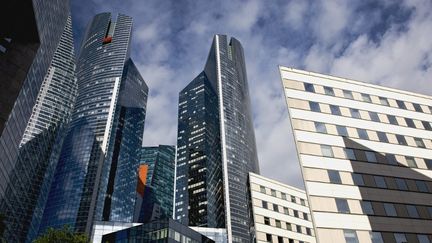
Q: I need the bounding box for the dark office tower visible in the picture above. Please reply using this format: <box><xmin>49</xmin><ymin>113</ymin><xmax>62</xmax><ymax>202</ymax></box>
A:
<box><xmin>135</xmin><ymin>145</ymin><xmax>176</xmax><ymax>223</ymax></box>
<box><xmin>175</xmin><ymin>35</ymin><xmax>259</xmax><ymax>243</ymax></box>
<box><xmin>39</xmin><ymin>13</ymin><xmax>142</xmax><ymax>236</ymax></box>
<box><xmin>0</xmin><ymin>1</ymin><xmax>72</xmax><ymax>242</ymax></box>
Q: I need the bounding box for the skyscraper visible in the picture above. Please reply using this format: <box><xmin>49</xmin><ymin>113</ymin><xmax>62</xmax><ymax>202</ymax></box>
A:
<box><xmin>0</xmin><ymin>1</ymin><xmax>74</xmax><ymax>241</ymax></box>
<box><xmin>281</xmin><ymin>66</ymin><xmax>432</xmax><ymax>242</ymax></box>
<box><xmin>39</xmin><ymin>13</ymin><xmax>147</xmax><ymax>236</ymax></box>
<box><xmin>175</xmin><ymin>35</ymin><xmax>260</xmax><ymax>243</ymax></box>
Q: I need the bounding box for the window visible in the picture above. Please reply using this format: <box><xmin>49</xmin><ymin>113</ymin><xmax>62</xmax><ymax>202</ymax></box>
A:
<box><xmin>315</xmin><ymin>122</ymin><xmax>327</xmax><ymax>133</ymax></box>
<box><xmin>266</xmin><ymin>233</ymin><xmax>272</xmax><ymax>242</ymax></box>
<box><xmin>337</xmin><ymin>125</ymin><xmax>349</xmax><ymax>137</ymax></box>
<box><xmin>343</xmin><ymin>230</ymin><xmax>359</xmax><ymax>243</ymax></box>
<box><xmin>377</xmin><ymin>132</ymin><xmax>388</xmax><ymax>143</ymax></box>
<box><xmin>264</xmin><ymin>217</ymin><xmax>270</xmax><ymax>225</ymax></box>
<box><xmin>405</xmin><ymin>156</ymin><xmax>417</xmax><ymax>168</ymax></box>
<box><xmin>394</xmin><ymin>233</ymin><xmax>407</xmax><ymax>243</ymax></box>
<box><xmin>306</xmin><ymin>228</ymin><xmax>312</xmax><ymax>236</ymax></box>
<box><xmin>416</xmin><ymin>180</ymin><xmax>428</xmax><ymax>192</ymax></box>
<box><xmin>357</xmin><ymin>128</ymin><xmax>369</xmax><ymax>140</ymax></box>
<box><xmin>262</xmin><ymin>201</ymin><xmax>268</xmax><ymax>209</ymax></box>
<box><xmin>413</xmin><ymin>103</ymin><xmax>423</xmax><ymax>112</ymax></box>
<box><xmin>273</xmin><ymin>204</ymin><xmax>279</xmax><ymax>212</ymax></box>
<box><xmin>417</xmin><ymin>235</ymin><xmax>430</xmax><ymax>243</ymax></box>
<box><xmin>395</xmin><ymin>178</ymin><xmax>408</xmax><ymax>190</ymax></box>
<box><xmin>324</xmin><ymin>86</ymin><xmax>335</xmax><ymax>96</ymax></box>
<box><xmin>384</xmin><ymin>203</ymin><xmax>397</xmax><ymax>216</ymax></box>
<box><xmin>304</xmin><ymin>83</ymin><xmax>315</xmax><ymax>92</ymax></box>
<box><xmin>278</xmin><ymin>236</ymin><xmax>284</xmax><ymax>243</ymax></box>
<box><xmin>336</xmin><ymin>198</ymin><xmax>350</xmax><ymax>213</ymax></box>
<box><xmin>414</xmin><ymin>138</ymin><xmax>426</xmax><ymax>148</ymax></box>
<box><xmin>343</xmin><ymin>90</ymin><xmax>354</xmax><ymax>99</ymax></box>
<box><xmin>428</xmin><ymin>207</ymin><xmax>432</xmax><ymax>217</ymax></box>
<box><xmin>361</xmin><ymin>93</ymin><xmax>372</xmax><ymax>103</ymax></box>
<box><xmin>405</xmin><ymin>118</ymin><xmax>416</xmax><ymax>128</ymax></box>
<box><xmin>296</xmin><ymin>225</ymin><xmax>301</xmax><ymax>233</ymax></box>
<box><xmin>328</xmin><ymin>170</ymin><xmax>342</xmax><ymax>184</ymax></box>
<box><xmin>425</xmin><ymin>159</ymin><xmax>432</xmax><ymax>169</ymax></box>
<box><xmin>330</xmin><ymin>105</ymin><xmax>341</xmax><ymax>115</ymax></box>
<box><xmin>369</xmin><ymin>111</ymin><xmax>380</xmax><ymax>122</ymax></box>
<box><xmin>286</xmin><ymin>223</ymin><xmax>292</xmax><ymax>231</ymax></box>
<box><xmin>379</xmin><ymin>97</ymin><xmax>389</xmax><ymax>106</ymax></box>
<box><xmin>396</xmin><ymin>100</ymin><xmax>407</xmax><ymax>109</ymax></box>
<box><xmin>303</xmin><ymin>212</ymin><xmax>308</xmax><ymax>220</ymax></box>
<box><xmin>344</xmin><ymin>148</ymin><xmax>356</xmax><ymax>160</ymax></box>
<box><xmin>396</xmin><ymin>135</ymin><xmax>407</xmax><ymax>145</ymax></box>
<box><xmin>289</xmin><ymin>239</ymin><xmax>294</xmax><ymax>243</ymax></box>
<box><xmin>294</xmin><ymin>210</ymin><xmax>299</xmax><ymax>218</ymax></box>
<box><xmin>370</xmin><ymin>232</ymin><xmax>384</xmax><ymax>243</ymax></box>
<box><xmin>365</xmin><ymin>151</ymin><xmax>377</xmax><ymax>163</ymax></box>
<box><xmin>387</xmin><ymin>115</ymin><xmax>398</xmax><ymax>125</ymax></box>
<box><xmin>374</xmin><ymin>176</ymin><xmax>387</xmax><ymax>188</ymax></box>
<box><xmin>429</xmin><ymin>106</ymin><xmax>432</xmax><ymax>113</ymax></box>
<box><xmin>281</xmin><ymin>192</ymin><xmax>287</xmax><ymax>200</ymax></box>
<box><xmin>283</xmin><ymin>207</ymin><xmax>289</xmax><ymax>215</ymax></box>
<box><xmin>386</xmin><ymin>154</ymin><xmax>398</xmax><ymax>165</ymax></box>
<box><xmin>271</xmin><ymin>189</ymin><xmax>276</xmax><ymax>197</ymax></box>
<box><xmin>260</xmin><ymin>186</ymin><xmax>266</xmax><ymax>193</ymax></box>
<box><xmin>300</xmin><ymin>198</ymin><xmax>306</xmax><ymax>206</ymax></box>
<box><xmin>352</xmin><ymin>173</ymin><xmax>365</xmax><ymax>186</ymax></box>
<box><xmin>350</xmin><ymin>108</ymin><xmax>361</xmax><ymax>119</ymax></box>
<box><xmin>309</xmin><ymin>101</ymin><xmax>320</xmax><ymax>112</ymax></box>
<box><xmin>291</xmin><ymin>195</ymin><xmax>296</xmax><ymax>203</ymax></box>
<box><xmin>321</xmin><ymin>145</ymin><xmax>334</xmax><ymax>157</ymax></box>
<box><xmin>422</xmin><ymin>121</ymin><xmax>432</xmax><ymax>131</ymax></box>
<box><xmin>361</xmin><ymin>201</ymin><xmax>374</xmax><ymax>215</ymax></box>
<box><xmin>407</xmin><ymin>205</ymin><xmax>419</xmax><ymax>218</ymax></box>
<box><xmin>275</xmin><ymin>219</ymin><xmax>281</xmax><ymax>228</ymax></box>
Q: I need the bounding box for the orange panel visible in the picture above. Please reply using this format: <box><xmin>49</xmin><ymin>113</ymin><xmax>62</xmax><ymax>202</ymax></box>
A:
<box><xmin>136</xmin><ymin>164</ymin><xmax>148</xmax><ymax>197</ymax></box>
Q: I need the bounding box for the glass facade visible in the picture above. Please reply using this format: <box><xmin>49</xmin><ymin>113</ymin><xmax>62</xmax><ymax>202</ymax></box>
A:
<box><xmin>175</xmin><ymin>35</ymin><xmax>259</xmax><ymax>243</ymax></box>
<box><xmin>39</xmin><ymin>13</ymin><xmax>141</xmax><ymax>236</ymax></box>
<box><xmin>0</xmin><ymin>1</ymin><xmax>73</xmax><ymax>241</ymax></box>
<box><xmin>136</xmin><ymin>145</ymin><xmax>175</xmax><ymax>223</ymax></box>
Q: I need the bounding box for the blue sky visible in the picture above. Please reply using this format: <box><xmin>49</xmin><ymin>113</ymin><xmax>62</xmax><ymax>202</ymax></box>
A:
<box><xmin>71</xmin><ymin>0</ymin><xmax>432</xmax><ymax>188</ymax></box>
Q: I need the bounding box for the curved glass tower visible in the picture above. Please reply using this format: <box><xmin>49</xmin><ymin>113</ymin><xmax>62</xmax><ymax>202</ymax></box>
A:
<box><xmin>175</xmin><ymin>35</ymin><xmax>259</xmax><ymax>243</ymax></box>
<box><xmin>40</xmin><ymin>13</ymin><xmax>147</xmax><ymax>236</ymax></box>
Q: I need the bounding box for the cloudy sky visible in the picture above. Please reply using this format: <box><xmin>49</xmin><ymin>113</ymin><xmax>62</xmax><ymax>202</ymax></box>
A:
<box><xmin>71</xmin><ymin>0</ymin><xmax>432</xmax><ymax>189</ymax></box>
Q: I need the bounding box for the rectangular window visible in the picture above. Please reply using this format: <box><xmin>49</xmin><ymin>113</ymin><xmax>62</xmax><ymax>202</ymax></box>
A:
<box><xmin>416</xmin><ymin>180</ymin><xmax>428</xmax><ymax>192</ymax></box>
<box><xmin>309</xmin><ymin>101</ymin><xmax>321</xmax><ymax>112</ymax></box>
<box><xmin>395</xmin><ymin>178</ymin><xmax>408</xmax><ymax>190</ymax></box>
<box><xmin>337</xmin><ymin>125</ymin><xmax>349</xmax><ymax>137</ymax></box>
<box><xmin>417</xmin><ymin>235</ymin><xmax>430</xmax><ymax>243</ymax></box>
<box><xmin>271</xmin><ymin>189</ymin><xmax>276</xmax><ymax>196</ymax></box>
<box><xmin>303</xmin><ymin>212</ymin><xmax>308</xmax><ymax>220</ymax></box>
<box><xmin>413</xmin><ymin>103</ymin><xmax>423</xmax><ymax>112</ymax></box>
<box><xmin>273</xmin><ymin>204</ymin><xmax>279</xmax><ymax>212</ymax></box>
<box><xmin>388</xmin><ymin>115</ymin><xmax>398</xmax><ymax>125</ymax></box>
<box><xmin>294</xmin><ymin>210</ymin><xmax>299</xmax><ymax>218</ymax></box>
<box><xmin>425</xmin><ymin>159</ymin><xmax>432</xmax><ymax>169</ymax></box>
<box><xmin>428</xmin><ymin>207</ymin><xmax>432</xmax><ymax>217</ymax></box>
<box><xmin>405</xmin><ymin>156</ymin><xmax>417</xmax><ymax>168</ymax></box>
<box><xmin>289</xmin><ymin>239</ymin><xmax>294</xmax><ymax>243</ymax></box>
<box><xmin>394</xmin><ymin>233</ymin><xmax>407</xmax><ymax>243</ymax></box>
<box><xmin>321</xmin><ymin>145</ymin><xmax>334</xmax><ymax>157</ymax></box>
<box><xmin>344</xmin><ymin>230</ymin><xmax>359</xmax><ymax>243</ymax></box>
<box><xmin>266</xmin><ymin>233</ymin><xmax>272</xmax><ymax>242</ymax></box>
<box><xmin>286</xmin><ymin>223</ymin><xmax>292</xmax><ymax>231</ymax></box>
<box><xmin>365</xmin><ymin>151</ymin><xmax>377</xmax><ymax>163</ymax></box>
<box><xmin>361</xmin><ymin>93</ymin><xmax>372</xmax><ymax>103</ymax></box>
<box><xmin>357</xmin><ymin>128</ymin><xmax>369</xmax><ymax>140</ymax></box>
<box><xmin>396</xmin><ymin>100</ymin><xmax>407</xmax><ymax>109</ymax></box>
<box><xmin>422</xmin><ymin>121</ymin><xmax>432</xmax><ymax>131</ymax></box>
<box><xmin>414</xmin><ymin>138</ymin><xmax>426</xmax><ymax>148</ymax></box>
<box><xmin>370</xmin><ymin>232</ymin><xmax>384</xmax><ymax>243</ymax></box>
<box><xmin>260</xmin><ymin>186</ymin><xmax>266</xmax><ymax>193</ymax></box>
<box><xmin>262</xmin><ymin>201</ymin><xmax>268</xmax><ymax>209</ymax></box>
<box><xmin>330</xmin><ymin>105</ymin><xmax>341</xmax><ymax>115</ymax></box>
<box><xmin>306</xmin><ymin>228</ymin><xmax>312</xmax><ymax>236</ymax></box>
<box><xmin>328</xmin><ymin>170</ymin><xmax>342</xmax><ymax>184</ymax></box>
<box><xmin>377</xmin><ymin>132</ymin><xmax>389</xmax><ymax>143</ymax></box>
<box><xmin>336</xmin><ymin>198</ymin><xmax>350</xmax><ymax>213</ymax></box>
<box><xmin>384</xmin><ymin>203</ymin><xmax>397</xmax><ymax>216</ymax></box>
<box><xmin>386</xmin><ymin>154</ymin><xmax>398</xmax><ymax>165</ymax></box>
<box><xmin>369</xmin><ymin>111</ymin><xmax>380</xmax><ymax>122</ymax></box>
<box><xmin>278</xmin><ymin>236</ymin><xmax>284</xmax><ymax>243</ymax></box>
<box><xmin>396</xmin><ymin>135</ymin><xmax>407</xmax><ymax>145</ymax></box>
<box><xmin>407</xmin><ymin>205</ymin><xmax>419</xmax><ymax>218</ymax></box>
<box><xmin>324</xmin><ymin>86</ymin><xmax>335</xmax><ymax>96</ymax></box>
<box><xmin>304</xmin><ymin>83</ymin><xmax>315</xmax><ymax>92</ymax></box>
<box><xmin>281</xmin><ymin>192</ymin><xmax>287</xmax><ymax>200</ymax></box>
<box><xmin>300</xmin><ymin>198</ymin><xmax>306</xmax><ymax>206</ymax></box>
<box><xmin>343</xmin><ymin>90</ymin><xmax>354</xmax><ymax>99</ymax></box>
<box><xmin>374</xmin><ymin>176</ymin><xmax>387</xmax><ymax>188</ymax></box>
<box><xmin>264</xmin><ymin>217</ymin><xmax>270</xmax><ymax>225</ymax></box>
<box><xmin>361</xmin><ymin>201</ymin><xmax>374</xmax><ymax>215</ymax></box>
<box><xmin>291</xmin><ymin>195</ymin><xmax>296</xmax><ymax>203</ymax></box>
<box><xmin>315</xmin><ymin>122</ymin><xmax>327</xmax><ymax>133</ymax></box>
<box><xmin>352</xmin><ymin>173</ymin><xmax>365</xmax><ymax>186</ymax></box>
<box><xmin>350</xmin><ymin>108</ymin><xmax>361</xmax><ymax>119</ymax></box>
<box><xmin>344</xmin><ymin>148</ymin><xmax>356</xmax><ymax>160</ymax></box>
<box><xmin>379</xmin><ymin>97</ymin><xmax>389</xmax><ymax>106</ymax></box>
<box><xmin>275</xmin><ymin>219</ymin><xmax>281</xmax><ymax>228</ymax></box>
<box><xmin>296</xmin><ymin>225</ymin><xmax>301</xmax><ymax>233</ymax></box>
<box><xmin>405</xmin><ymin>118</ymin><xmax>416</xmax><ymax>128</ymax></box>
<box><xmin>284</xmin><ymin>207</ymin><xmax>289</xmax><ymax>215</ymax></box>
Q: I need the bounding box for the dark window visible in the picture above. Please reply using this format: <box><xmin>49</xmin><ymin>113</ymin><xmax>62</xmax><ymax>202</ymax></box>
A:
<box><xmin>396</xmin><ymin>135</ymin><xmax>407</xmax><ymax>145</ymax></box>
<box><xmin>423</xmin><ymin>121</ymin><xmax>432</xmax><ymax>131</ymax></box>
<box><xmin>417</xmin><ymin>235</ymin><xmax>430</xmax><ymax>243</ymax></box>
<box><xmin>396</xmin><ymin>100</ymin><xmax>407</xmax><ymax>109</ymax></box>
<box><xmin>324</xmin><ymin>86</ymin><xmax>335</xmax><ymax>96</ymax></box>
<box><xmin>379</xmin><ymin>97</ymin><xmax>389</xmax><ymax>106</ymax></box>
<box><xmin>330</xmin><ymin>105</ymin><xmax>341</xmax><ymax>115</ymax></box>
<box><xmin>350</xmin><ymin>108</ymin><xmax>361</xmax><ymax>118</ymax></box>
<box><xmin>278</xmin><ymin>236</ymin><xmax>284</xmax><ymax>243</ymax></box>
<box><xmin>406</xmin><ymin>156</ymin><xmax>417</xmax><ymax>168</ymax></box>
<box><xmin>377</xmin><ymin>132</ymin><xmax>388</xmax><ymax>143</ymax></box>
<box><xmin>289</xmin><ymin>239</ymin><xmax>294</xmax><ymax>243</ymax></box>
<box><xmin>352</xmin><ymin>173</ymin><xmax>365</xmax><ymax>186</ymax></box>
<box><xmin>309</xmin><ymin>101</ymin><xmax>320</xmax><ymax>112</ymax></box>
<box><xmin>300</xmin><ymin>198</ymin><xmax>306</xmax><ymax>206</ymax></box>
<box><xmin>262</xmin><ymin>201</ymin><xmax>268</xmax><ymax>209</ymax></box>
<box><xmin>306</xmin><ymin>228</ymin><xmax>312</xmax><ymax>236</ymax></box>
<box><xmin>361</xmin><ymin>93</ymin><xmax>372</xmax><ymax>103</ymax></box>
<box><xmin>369</xmin><ymin>111</ymin><xmax>380</xmax><ymax>122</ymax></box>
<box><xmin>296</xmin><ymin>225</ymin><xmax>301</xmax><ymax>233</ymax></box>
<box><xmin>395</xmin><ymin>178</ymin><xmax>408</xmax><ymax>190</ymax></box>
<box><xmin>374</xmin><ymin>176</ymin><xmax>387</xmax><ymax>188</ymax></box>
<box><xmin>283</xmin><ymin>207</ymin><xmax>289</xmax><ymax>214</ymax></box>
<box><xmin>315</xmin><ymin>122</ymin><xmax>327</xmax><ymax>133</ymax></box>
<box><xmin>370</xmin><ymin>232</ymin><xmax>384</xmax><ymax>243</ymax></box>
<box><xmin>357</xmin><ymin>128</ymin><xmax>369</xmax><ymax>140</ymax></box>
<box><xmin>343</xmin><ymin>90</ymin><xmax>354</xmax><ymax>99</ymax></box>
<box><xmin>328</xmin><ymin>170</ymin><xmax>342</xmax><ymax>184</ymax></box>
<box><xmin>386</xmin><ymin>154</ymin><xmax>398</xmax><ymax>165</ymax></box>
<box><xmin>275</xmin><ymin>219</ymin><xmax>281</xmax><ymax>228</ymax></box>
<box><xmin>271</xmin><ymin>189</ymin><xmax>276</xmax><ymax>196</ymax></box>
<box><xmin>281</xmin><ymin>192</ymin><xmax>287</xmax><ymax>200</ymax></box>
<box><xmin>365</xmin><ymin>151</ymin><xmax>377</xmax><ymax>163</ymax></box>
<box><xmin>260</xmin><ymin>186</ymin><xmax>266</xmax><ymax>193</ymax></box>
<box><xmin>344</xmin><ymin>148</ymin><xmax>356</xmax><ymax>160</ymax></box>
<box><xmin>428</xmin><ymin>207</ymin><xmax>432</xmax><ymax>217</ymax></box>
<box><xmin>394</xmin><ymin>233</ymin><xmax>407</xmax><ymax>243</ymax></box>
<box><xmin>407</xmin><ymin>205</ymin><xmax>419</xmax><ymax>218</ymax></box>
<box><xmin>344</xmin><ymin>230</ymin><xmax>359</xmax><ymax>243</ymax></box>
<box><xmin>425</xmin><ymin>159</ymin><xmax>432</xmax><ymax>169</ymax></box>
<box><xmin>336</xmin><ymin>125</ymin><xmax>349</xmax><ymax>137</ymax></box>
<box><xmin>387</xmin><ymin>115</ymin><xmax>398</xmax><ymax>125</ymax></box>
<box><xmin>266</xmin><ymin>233</ymin><xmax>272</xmax><ymax>242</ymax></box>
<box><xmin>414</xmin><ymin>138</ymin><xmax>426</xmax><ymax>148</ymax></box>
<box><xmin>273</xmin><ymin>204</ymin><xmax>279</xmax><ymax>212</ymax></box>
<box><xmin>416</xmin><ymin>180</ymin><xmax>428</xmax><ymax>192</ymax></box>
<box><xmin>294</xmin><ymin>210</ymin><xmax>299</xmax><ymax>218</ymax></box>
<box><xmin>264</xmin><ymin>217</ymin><xmax>270</xmax><ymax>225</ymax></box>
<box><xmin>291</xmin><ymin>195</ymin><xmax>296</xmax><ymax>203</ymax></box>
<box><xmin>384</xmin><ymin>203</ymin><xmax>397</xmax><ymax>216</ymax></box>
<box><xmin>405</xmin><ymin>118</ymin><xmax>416</xmax><ymax>128</ymax></box>
<box><xmin>286</xmin><ymin>223</ymin><xmax>292</xmax><ymax>231</ymax></box>
<box><xmin>413</xmin><ymin>103</ymin><xmax>423</xmax><ymax>112</ymax></box>
<box><xmin>303</xmin><ymin>212</ymin><xmax>308</xmax><ymax>220</ymax></box>
<box><xmin>336</xmin><ymin>198</ymin><xmax>350</xmax><ymax>213</ymax></box>
<box><xmin>361</xmin><ymin>201</ymin><xmax>374</xmax><ymax>215</ymax></box>
<box><xmin>304</xmin><ymin>83</ymin><xmax>315</xmax><ymax>92</ymax></box>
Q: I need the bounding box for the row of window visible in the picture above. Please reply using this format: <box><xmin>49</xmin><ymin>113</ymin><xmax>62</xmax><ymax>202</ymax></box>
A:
<box><xmin>258</xmin><ymin>185</ymin><xmax>307</xmax><ymax>206</ymax></box>
<box><xmin>303</xmin><ymin>82</ymin><xmax>432</xmax><ymax>115</ymax></box>
<box><xmin>262</xmin><ymin>215</ymin><xmax>313</xmax><ymax>236</ymax></box>
<box><xmin>342</xmin><ymin>230</ymin><xmax>431</xmax><ymax>243</ymax></box>
<box><xmin>264</xmin><ymin>233</ymin><xmax>309</xmax><ymax>243</ymax></box>
<box><xmin>261</xmin><ymin>200</ymin><xmax>310</xmax><ymax>221</ymax></box>
<box><xmin>327</xmin><ymin>169</ymin><xmax>431</xmax><ymax>193</ymax></box>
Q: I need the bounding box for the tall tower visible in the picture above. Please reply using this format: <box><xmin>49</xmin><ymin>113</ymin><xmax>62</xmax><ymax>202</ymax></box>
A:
<box><xmin>0</xmin><ymin>1</ymin><xmax>74</xmax><ymax>241</ymax></box>
<box><xmin>39</xmin><ymin>13</ymin><xmax>147</xmax><ymax>236</ymax></box>
<box><xmin>175</xmin><ymin>35</ymin><xmax>259</xmax><ymax>243</ymax></box>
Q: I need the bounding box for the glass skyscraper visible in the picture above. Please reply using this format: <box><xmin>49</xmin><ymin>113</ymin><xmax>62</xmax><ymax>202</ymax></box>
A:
<box><xmin>39</xmin><ymin>13</ymin><xmax>147</xmax><ymax>236</ymax></box>
<box><xmin>0</xmin><ymin>1</ymin><xmax>73</xmax><ymax>242</ymax></box>
<box><xmin>175</xmin><ymin>35</ymin><xmax>260</xmax><ymax>243</ymax></box>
